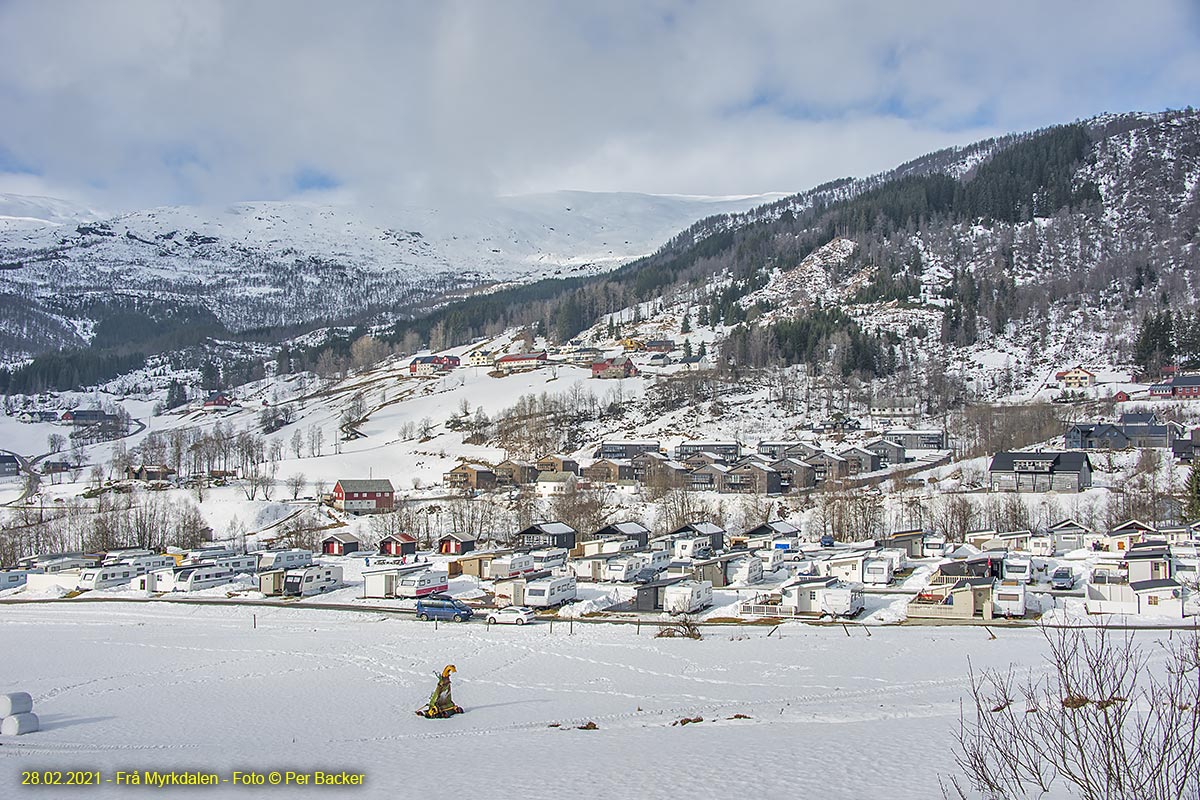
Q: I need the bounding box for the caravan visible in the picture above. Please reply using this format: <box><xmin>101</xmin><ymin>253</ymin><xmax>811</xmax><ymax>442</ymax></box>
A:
<box><xmin>663</xmin><ymin>580</ymin><xmax>713</xmax><ymax>614</ymax></box>
<box><xmin>522</xmin><ymin>575</ymin><xmax>577</xmax><ymax>608</ymax></box>
<box><xmin>170</xmin><ymin>565</ymin><xmax>237</xmax><ymax>592</ymax></box>
<box><xmin>395</xmin><ymin>570</ymin><xmax>450</xmax><ymax>598</ymax></box>
<box><xmin>1002</xmin><ymin>556</ymin><xmax>1033</xmax><ymax>584</ymax></box>
<box><xmin>487</xmin><ymin>554</ymin><xmax>535</xmax><ymax>580</ymax></box>
<box><xmin>529</xmin><ymin>548</ymin><xmax>568</xmax><ymax>571</ymax></box>
<box><xmin>993</xmin><ymin>580</ymin><xmax>1027</xmax><ymax>617</ymax></box>
<box><xmin>77</xmin><ymin>565</ymin><xmax>135</xmax><ymax>590</ymax></box>
<box><xmin>256</xmin><ymin>549</ymin><xmax>313</xmax><ymax>571</ymax></box>
<box><xmin>862</xmin><ymin>557</ymin><xmax>895</xmax><ymax>586</ymax></box>
<box><xmin>102</xmin><ymin>548</ymin><xmax>154</xmax><ymax>565</ymax></box>
<box><xmin>605</xmin><ymin>554</ymin><xmax>649</xmax><ymax>582</ymax></box>
<box><xmin>282</xmin><ymin>565</ymin><xmax>342</xmax><ymax>597</ymax></box>
<box><xmin>115</xmin><ymin>554</ymin><xmax>175</xmax><ymax>576</ymax></box>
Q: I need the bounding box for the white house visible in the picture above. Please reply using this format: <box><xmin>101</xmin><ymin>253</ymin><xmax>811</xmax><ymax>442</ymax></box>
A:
<box><xmin>535</xmin><ymin>471</ymin><xmax>577</xmax><ymax>497</ymax></box>
<box><xmin>773</xmin><ymin>576</ymin><xmax>864</xmax><ymax>618</ymax></box>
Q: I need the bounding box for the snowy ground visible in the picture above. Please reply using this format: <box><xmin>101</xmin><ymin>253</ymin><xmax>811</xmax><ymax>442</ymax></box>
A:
<box><xmin>0</xmin><ymin>603</ymin><xmax>1180</xmax><ymax>799</ymax></box>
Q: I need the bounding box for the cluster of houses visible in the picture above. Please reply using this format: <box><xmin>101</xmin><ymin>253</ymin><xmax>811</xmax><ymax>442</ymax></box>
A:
<box><xmin>1064</xmin><ymin>411</ymin><xmax>1186</xmax><ymax>451</ymax></box>
<box><xmin>1</xmin><ymin>546</ymin><xmax>342</xmax><ymax>598</ymax></box>
<box><xmin>438</xmin><ymin>431</ymin><xmax>947</xmax><ymax>498</ymax></box>
<box><xmin>1150</xmin><ymin>373</ymin><xmax>1200</xmax><ymax>399</ymax></box>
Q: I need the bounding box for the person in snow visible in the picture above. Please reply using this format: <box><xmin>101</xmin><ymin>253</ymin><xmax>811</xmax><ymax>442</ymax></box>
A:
<box><xmin>418</xmin><ymin>664</ymin><xmax>463</xmax><ymax>718</ymax></box>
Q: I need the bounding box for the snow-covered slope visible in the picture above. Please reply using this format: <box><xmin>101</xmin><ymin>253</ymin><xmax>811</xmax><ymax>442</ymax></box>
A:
<box><xmin>0</xmin><ymin>190</ymin><xmax>783</xmax><ymax>345</ymax></box>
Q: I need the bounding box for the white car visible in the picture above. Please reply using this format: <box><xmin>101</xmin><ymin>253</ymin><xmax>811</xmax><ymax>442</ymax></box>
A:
<box><xmin>487</xmin><ymin>606</ymin><xmax>536</xmax><ymax>625</ymax></box>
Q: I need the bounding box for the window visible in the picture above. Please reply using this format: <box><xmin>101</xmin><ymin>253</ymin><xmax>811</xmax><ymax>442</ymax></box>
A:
<box><xmin>1147</xmin><ymin>595</ymin><xmax>1159</xmax><ymax>606</ymax></box>
<box><xmin>809</xmin><ymin>591</ymin><xmax>817</xmax><ymax>600</ymax></box>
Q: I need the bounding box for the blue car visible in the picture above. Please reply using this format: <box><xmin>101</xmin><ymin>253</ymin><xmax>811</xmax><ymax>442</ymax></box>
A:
<box><xmin>416</xmin><ymin>596</ymin><xmax>474</xmax><ymax>622</ymax></box>
<box><xmin>819</xmin><ymin>535</ymin><xmax>835</xmax><ymax>547</ymax></box>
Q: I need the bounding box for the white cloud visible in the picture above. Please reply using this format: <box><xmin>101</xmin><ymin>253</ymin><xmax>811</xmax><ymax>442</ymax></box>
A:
<box><xmin>0</xmin><ymin>0</ymin><xmax>1196</xmax><ymax>210</ymax></box>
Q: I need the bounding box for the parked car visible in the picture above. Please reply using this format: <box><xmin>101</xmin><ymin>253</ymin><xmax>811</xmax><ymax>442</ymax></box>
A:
<box><xmin>819</xmin><ymin>535</ymin><xmax>835</xmax><ymax>548</ymax></box>
<box><xmin>1050</xmin><ymin>567</ymin><xmax>1076</xmax><ymax>590</ymax></box>
<box><xmin>487</xmin><ymin>606</ymin><xmax>536</xmax><ymax>625</ymax></box>
<box><xmin>416</xmin><ymin>596</ymin><xmax>473</xmax><ymax>622</ymax></box>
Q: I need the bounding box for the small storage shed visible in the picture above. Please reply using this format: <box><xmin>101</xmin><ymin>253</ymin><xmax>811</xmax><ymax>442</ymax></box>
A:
<box><xmin>438</xmin><ymin>531</ymin><xmax>476</xmax><ymax>555</ymax></box>
<box><xmin>379</xmin><ymin>533</ymin><xmax>418</xmax><ymax>558</ymax></box>
<box><xmin>320</xmin><ymin>532</ymin><xmax>360</xmax><ymax>556</ymax></box>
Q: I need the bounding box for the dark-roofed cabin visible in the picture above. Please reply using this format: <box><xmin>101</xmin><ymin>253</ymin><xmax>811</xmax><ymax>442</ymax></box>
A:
<box><xmin>321</xmin><ymin>532</ymin><xmax>360</xmax><ymax>556</ymax></box>
<box><xmin>988</xmin><ymin>451</ymin><xmax>1093</xmax><ymax>492</ymax></box>
<box><xmin>379</xmin><ymin>533</ymin><xmax>418</xmax><ymax>557</ymax></box>
<box><xmin>518</xmin><ymin>522</ymin><xmax>578</xmax><ymax>550</ymax></box>
<box><xmin>590</xmin><ymin>521</ymin><xmax>650</xmax><ymax>549</ymax></box>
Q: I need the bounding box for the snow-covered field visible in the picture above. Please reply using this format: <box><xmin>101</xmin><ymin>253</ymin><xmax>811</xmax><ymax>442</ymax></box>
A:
<box><xmin>0</xmin><ymin>603</ymin><xmax>1178</xmax><ymax>799</ymax></box>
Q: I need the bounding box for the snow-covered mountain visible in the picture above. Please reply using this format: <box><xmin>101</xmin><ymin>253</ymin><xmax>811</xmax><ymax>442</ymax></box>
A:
<box><xmin>0</xmin><ymin>190</ymin><xmax>783</xmax><ymax>357</ymax></box>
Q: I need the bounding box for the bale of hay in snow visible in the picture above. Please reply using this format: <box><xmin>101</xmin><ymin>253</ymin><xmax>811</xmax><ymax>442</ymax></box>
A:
<box><xmin>1</xmin><ymin>712</ymin><xmax>39</xmax><ymax>735</ymax></box>
<box><xmin>0</xmin><ymin>692</ymin><xmax>32</xmax><ymax>717</ymax></box>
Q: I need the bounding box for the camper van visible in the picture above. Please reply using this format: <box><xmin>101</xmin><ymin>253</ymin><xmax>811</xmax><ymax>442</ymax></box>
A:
<box><xmin>522</xmin><ymin>575</ymin><xmax>577</xmax><ymax>608</ymax></box>
<box><xmin>77</xmin><ymin>565</ymin><xmax>135</xmax><ymax>590</ymax></box>
<box><xmin>663</xmin><ymin>580</ymin><xmax>713</xmax><ymax>614</ymax></box>
<box><xmin>1003</xmin><ymin>556</ymin><xmax>1033</xmax><ymax>584</ymax></box>
<box><xmin>282</xmin><ymin>565</ymin><xmax>342</xmax><ymax>597</ymax></box>
<box><xmin>673</xmin><ymin>537</ymin><xmax>712</xmax><ymax>560</ymax></box>
<box><xmin>256</xmin><ymin>549</ymin><xmax>313</xmax><ymax>571</ymax></box>
<box><xmin>488</xmin><ymin>554</ymin><xmax>535</xmax><ymax>580</ymax></box>
<box><xmin>993</xmin><ymin>580</ymin><xmax>1027</xmax><ymax>617</ymax></box>
<box><xmin>395</xmin><ymin>570</ymin><xmax>449</xmax><ymax>598</ymax></box>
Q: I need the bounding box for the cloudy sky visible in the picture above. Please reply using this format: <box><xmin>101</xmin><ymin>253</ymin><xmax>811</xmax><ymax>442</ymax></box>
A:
<box><xmin>1</xmin><ymin>0</ymin><xmax>1197</xmax><ymax>211</ymax></box>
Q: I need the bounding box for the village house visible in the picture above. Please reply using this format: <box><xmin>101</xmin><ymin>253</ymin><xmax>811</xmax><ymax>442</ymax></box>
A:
<box><xmin>883</xmin><ymin>428</ymin><xmax>947</xmax><ymax>450</ymax></box>
<box><xmin>1150</xmin><ymin>374</ymin><xmax>1200</xmax><ymax>399</ymax></box>
<box><xmin>769</xmin><ymin>457</ymin><xmax>816</xmax><ymax>493</ymax></box>
<box><xmin>686</xmin><ymin>463</ymin><xmax>728</xmax><ymax>491</ymax></box>
<box><xmin>409</xmin><ymin>356</ymin><xmax>442</xmax><ymax>376</ymax></box>
<box><xmin>596</xmin><ymin>440</ymin><xmax>660</xmax><ymax>460</ymax></box>
<box><xmin>320</xmin><ymin>532</ymin><xmax>360</xmax><ymax>556</ymax></box>
<box><xmin>632</xmin><ymin>452</ymin><xmax>689</xmax><ymax>487</ymax></box>
<box><xmin>62</xmin><ymin>408</ymin><xmax>119</xmax><ymax>426</ymax></box>
<box><xmin>987</xmin><ymin>451</ymin><xmax>1093</xmax><ymax>493</ymax></box>
<box><xmin>864</xmin><ymin>437</ymin><xmax>906</xmax><ymax>467</ymax></box>
<box><xmin>494</xmin><ymin>351</ymin><xmax>549</xmax><ymax>373</ymax></box>
<box><xmin>444</xmin><ymin>463</ymin><xmax>497</xmax><ymax>492</ymax></box>
<box><xmin>518</xmin><ymin>522</ymin><xmax>578</xmax><ymax>550</ymax></box>
<box><xmin>883</xmin><ymin>529</ymin><xmax>927</xmax><ymax>560</ymax></box>
<box><xmin>756</xmin><ymin>440</ymin><xmax>811</xmax><ymax>459</ymax></box>
<box><xmin>1055</xmin><ymin>366</ymin><xmax>1096</xmax><ymax>389</ymax></box>
<box><xmin>806</xmin><ymin>451</ymin><xmax>850</xmax><ymax>484</ymax></box>
<box><xmin>379</xmin><ymin>533</ymin><xmax>418</xmax><ymax>558</ymax></box>
<box><xmin>674</xmin><ymin>440</ymin><xmax>741</xmax><ymax>461</ymax></box>
<box><xmin>1047</xmin><ymin>518</ymin><xmax>1102</xmax><ymax>553</ymax></box>
<box><xmin>591</xmin><ymin>355</ymin><xmax>638</xmax><ymax>379</ymax></box>
<box><xmin>126</xmin><ymin>465</ymin><xmax>176</xmax><ymax>483</ymax></box>
<box><xmin>580</xmin><ymin>458</ymin><xmax>633</xmax><ymax>484</ymax></box>
<box><xmin>495</xmin><ymin>459</ymin><xmax>539</xmax><ymax>486</ymax></box>
<box><xmin>535</xmin><ymin>471</ymin><xmax>577</xmax><ymax>496</ymax></box>
<box><xmin>466</xmin><ymin>349</ymin><xmax>494</xmax><ymax>367</ymax></box>
<box><xmin>644</xmin><ymin>339</ymin><xmax>676</xmax><ymax>353</ymax></box>
<box><xmin>868</xmin><ymin>395</ymin><xmax>920</xmax><ymax>420</ymax></box>
<box><xmin>590</xmin><ymin>521</ymin><xmax>651</xmax><ymax>549</ymax></box>
<box><xmin>536</xmin><ymin>455</ymin><xmax>580</xmax><ymax>475</ymax></box>
<box><xmin>202</xmin><ymin>392</ymin><xmax>233</xmax><ymax>410</ymax></box>
<box><xmin>1124</xmin><ymin>541</ymin><xmax>1173</xmax><ymax>583</ymax></box>
<box><xmin>0</xmin><ymin>454</ymin><xmax>20</xmax><ymax>478</ymax></box>
<box><xmin>838</xmin><ymin>446</ymin><xmax>881</xmax><ymax>475</ymax></box>
<box><xmin>722</xmin><ymin>462</ymin><xmax>782</xmax><ymax>494</ymax></box>
<box><xmin>332</xmin><ymin>479</ymin><xmax>395</xmax><ymax>513</ymax></box>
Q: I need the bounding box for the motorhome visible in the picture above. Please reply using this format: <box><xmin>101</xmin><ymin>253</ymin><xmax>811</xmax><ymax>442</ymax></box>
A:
<box><xmin>256</xmin><ymin>549</ymin><xmax>313</xmax><ymax>571</ymax></box>
<box><xmin>663</xmin><ymin>580</ymin><xmax>713</xmax><ymax>614</ymax></box>
<box><xmin>522</xmin><ymin>575</ymin><xmax>577</xmax><ymax>608</ymax></box>
<box><xmin>283</xmin><ymin>565</ymin><xmax>343</xmax><ymax>597</ymax></box>
<box><xmin>395</xmin><ymin>570</ymin><xmax>449</xmax><ymax>598</ymax></box>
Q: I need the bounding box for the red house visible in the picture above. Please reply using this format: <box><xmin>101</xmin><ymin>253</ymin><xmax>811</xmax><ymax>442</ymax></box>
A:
<box><xmin>494</xmin><ymin>351</ymin><xmax>548</xmax><ymax>373</ymax></box>
<box><xmin>1113</xmin><ymin>390</ymin><xmax>1131</xmax><ymax>403</ymax></box>
<box><xmin>437</xmin><ymin>531</ymin><xmax>476</xmax><ymax>555</ymax></box>
<box><xmin>379</xmin><ymin>533</ymin><xmax>418</xmax><ymax>557</ymax></box>
<box><xmin>203</xmin><ymin>392</ymin><xmax>232</xmax><ymax>409</ymax></box>
<box><xmin>591</xmin><ymin>356</ymin><xmax>638</xmax><ymax>379</ymax></box>
<box><xmin>332</xmin><ymin>479</ymin><xmax>395</xmax><ymax>514</ymax></box>
<box><xmin>320</xmin><ymin>532</ymin><xmax>361</xmax><ymax>556</ymax></box>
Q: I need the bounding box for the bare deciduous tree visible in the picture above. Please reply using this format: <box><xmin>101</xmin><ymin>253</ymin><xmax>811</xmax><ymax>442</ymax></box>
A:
<box><xmin>947</xmin><ymin>626</ymin><xmax>1200</xmax><ymax>800</ymax></box>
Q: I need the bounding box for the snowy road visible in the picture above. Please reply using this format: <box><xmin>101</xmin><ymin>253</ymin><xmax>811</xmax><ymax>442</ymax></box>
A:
<box><xmin>0</xmin><ymin>604</ymin><xmax>1171</xmax><ymax>799</ymax></box>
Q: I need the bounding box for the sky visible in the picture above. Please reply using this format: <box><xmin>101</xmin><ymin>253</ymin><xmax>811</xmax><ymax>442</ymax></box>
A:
<box><xmin>0</xmin><ymin>0</ymin><xmax>1197</xmax><ymax>212</ymax></box>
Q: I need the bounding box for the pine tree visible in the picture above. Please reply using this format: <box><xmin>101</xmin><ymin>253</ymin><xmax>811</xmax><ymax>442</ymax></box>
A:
<box><xmin>1185</xmin><ymin>463</ymin><xmax>1200</xmax><ymax>522</ymax></box>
